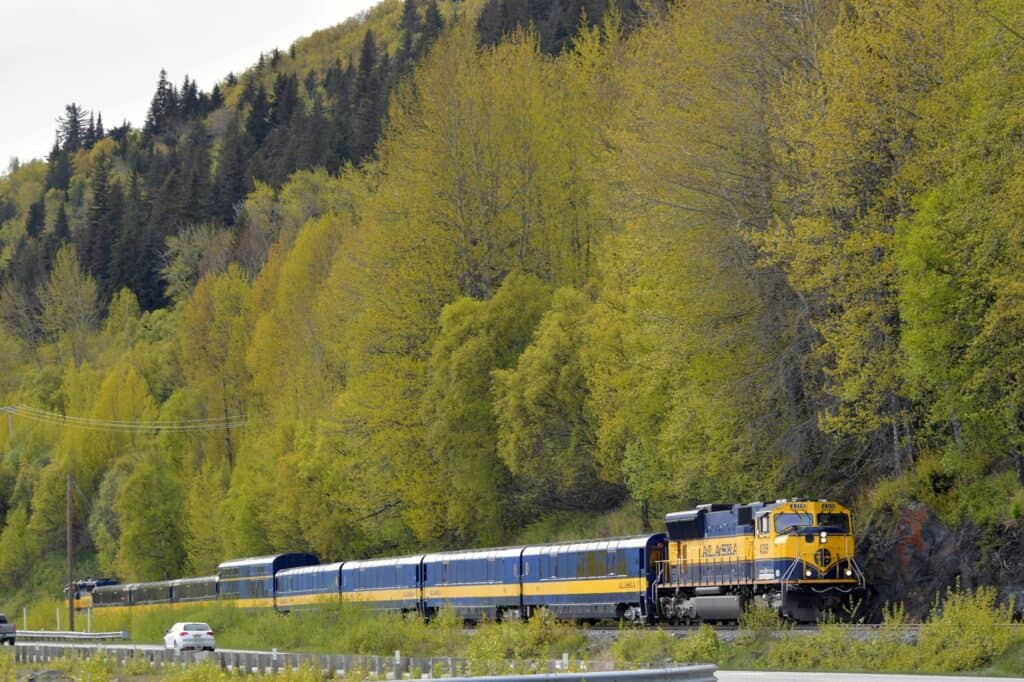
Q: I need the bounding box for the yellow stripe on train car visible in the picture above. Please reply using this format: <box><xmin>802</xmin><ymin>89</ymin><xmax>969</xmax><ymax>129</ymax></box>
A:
<box><xmin>341</xmin><ymin>588</ymin><xmax>419</xmax><ymax>603</ymax></box>
<box><xmin>522</xmin><ymin>577</ymin><xmax>645</xmax><ymax>596</ymax></box>
<box><xmin>276</xmin><ymin>593</ymin><xmax>340</xmax><ymax>608</ymax></box>
<box><xmin>219</xmin><ymin>597</ymin><xmax>275</xmax><ymax>609</ymax></box>
<box><xmin>424</xmin><ymin>583</ymin><xmax>520</xmax><ymax>599</ymax></box>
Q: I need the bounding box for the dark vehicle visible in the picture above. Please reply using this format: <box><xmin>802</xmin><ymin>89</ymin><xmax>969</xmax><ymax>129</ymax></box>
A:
<box><xmin>0</xmin><ymin>613</ymin><xmax>15</xmax><ymax>645</ymax></box>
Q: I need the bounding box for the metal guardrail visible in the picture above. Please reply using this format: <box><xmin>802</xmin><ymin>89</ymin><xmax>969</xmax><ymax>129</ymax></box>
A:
<box><xmin>15</xmin><ymin>630</ymin><xmax>128</xmax><ymax>642</ymax></box>
<box><xmin>440</xmin><ymin>668</ymin><xmax>718</xmax><ymax>682</ymax></box>
<box><xmin>14</xmin><ymin>643</ymin><xmax>717</xmax><ymax>680</ymax></box>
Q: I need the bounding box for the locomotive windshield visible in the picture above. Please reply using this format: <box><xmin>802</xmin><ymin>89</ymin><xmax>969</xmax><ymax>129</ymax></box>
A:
<box><xmin>774</xmin><ymin>512</ymin><xmax>813</xmax><ymax>533</ymax></box>
<box><xmin>816</xmin><ymin>513</ymin><xmax>850</xmax><ymax>533</ymax></box>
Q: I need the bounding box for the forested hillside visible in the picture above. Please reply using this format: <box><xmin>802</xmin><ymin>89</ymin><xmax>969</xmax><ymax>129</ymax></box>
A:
<box><xmin>0</xmin><ymin>0</ymin><xmax>1023</xmax><ymax>613</ymax></box>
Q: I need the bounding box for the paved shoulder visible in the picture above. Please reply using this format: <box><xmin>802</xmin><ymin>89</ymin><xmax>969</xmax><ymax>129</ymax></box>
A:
<box><xmin>717</xmin><ymin>671</ymin><xmax>1023</xmax><ymax>682</ymax></box>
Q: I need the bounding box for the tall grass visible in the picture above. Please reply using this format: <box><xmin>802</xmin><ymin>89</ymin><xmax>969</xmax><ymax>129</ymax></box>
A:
<box><xmin>750</xmin><ymin>584</ymin><xmax>1020</xmax><ymax>674</ymax></box>
<box><xmin>609</xmin><ymin>625</ymin><xmax>719</xmax><ymax>668</ymax></box>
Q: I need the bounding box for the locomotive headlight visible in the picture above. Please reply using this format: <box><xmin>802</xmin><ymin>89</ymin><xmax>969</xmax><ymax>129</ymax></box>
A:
<box><xmin>845</xmin><ymin>569</ymin><xmax>853</xmax><ymax>577</ymax></box>
<box><xmin>820</xmin><ymin>531</ymin><xmax>828</xmax><ymax>544</ymax></box>
<box><xmin>805</xmin><ymin>569</ymin><xmax>812</xmax><ymax>577</ymax></box>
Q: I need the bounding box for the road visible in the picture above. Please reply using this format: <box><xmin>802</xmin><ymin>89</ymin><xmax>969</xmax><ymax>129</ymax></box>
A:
<box><xmin>718</xmin><ymin>671</ymin><xmax>1023</xmax><ymax>682</ymax></box>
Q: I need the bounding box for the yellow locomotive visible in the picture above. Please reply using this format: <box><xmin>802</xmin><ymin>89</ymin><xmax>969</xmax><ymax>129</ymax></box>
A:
<box><xmin>656</xmin><ymin>499</ymin><xmax>863</xmax><ymax>622</ymax></box>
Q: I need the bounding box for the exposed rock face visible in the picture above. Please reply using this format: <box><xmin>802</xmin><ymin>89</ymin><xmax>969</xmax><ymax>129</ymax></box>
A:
<box><xmin>858</xmin><ymin>502</ymin><xmax>1024</xmax><ymax>620</ymax></box>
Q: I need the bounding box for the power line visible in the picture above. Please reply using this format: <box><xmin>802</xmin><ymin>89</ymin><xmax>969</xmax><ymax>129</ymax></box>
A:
<box><xmin>0</xmin><ymin>404</ymin><xmax>244</xmax><ymax>433</ymax></box>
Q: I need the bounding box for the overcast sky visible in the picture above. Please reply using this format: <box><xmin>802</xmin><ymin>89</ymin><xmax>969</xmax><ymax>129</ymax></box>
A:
<box><xmin>0</xmin><ymin>0</ymin><xmax>380</xmax><ymax>170</ymax></box>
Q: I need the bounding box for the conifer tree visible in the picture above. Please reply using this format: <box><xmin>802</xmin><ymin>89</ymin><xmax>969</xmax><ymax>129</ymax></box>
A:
<box><xmin>44</xmin><ymin>141</ymin><xmax>72</xmax><ymax>191</ymax></box>
<box><xmin>245</xmin><ymin>84</ymin><xmax>271</xmax><ymax>146</ymax></box>
<box><xmin>178</xmin><ymin>121</ymin><xmax>213</xmax><ymax>224</ymax></box>
<box><xmin>213</xmin><ymin>114</ymin><xmax>250</xmax><ymax>224</ymax></box>
<box><xmin>47</xmin><ymin>202</ymin><xmax>70</xmax><ymax>260</ymax></box>
<box><xmin>58</xmin><ymin>103</ymin><xmax>88</xmax><ymax>152</ymax></box>
<box><xmin>144</xmin><ymin>69</ymin><xmax>178</xmax><ymax>138</ymax></box>
<box><xmin>25</xmin><ymin>199</ymin><xmax>45</xmax><ymax>239</ymax></box>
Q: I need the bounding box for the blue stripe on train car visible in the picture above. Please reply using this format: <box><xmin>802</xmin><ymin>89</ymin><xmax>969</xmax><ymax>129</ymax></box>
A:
<box><xmin>668</xmin><ymin>558</ymin><xmax>861</xmax><ymax>585</ymax></box>
<box><xmin>218</xmin><ymin>553</ymin><xmax>320</xmax><ymax>605</ymax></box>
<box><xmin>520</xmin><ymin>534</ymin><xmax>665</xmax><ymax>621</ymax></box>
<box><xmin>341</xmin><ymin>555</ymin><xmax>422</xmax><ymax>612</ymax></box>
<box><xmin>422</xmin><ymin>547</ymin><xmax>523</xmax><ymax>620</ymax></box>
<box><xmin>275</xmin><ymin>562</ymin><xmax>343</xmax><ymax>611</ymax></box>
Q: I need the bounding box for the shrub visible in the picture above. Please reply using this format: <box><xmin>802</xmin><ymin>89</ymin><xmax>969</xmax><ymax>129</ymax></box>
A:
<box><xmin>915</xmin><ymin>583</ymin><xmax>1016</xmax><ymax>672</ymax></box>
<box><xmin>674</xmin><ymin>625</ymin><xmax>720</xmax><ymax>664</ymax></box>
<box><xmin>609</xmin><ymin>628</ymin><xmax>679</xmax><ymax>667</ymax></box>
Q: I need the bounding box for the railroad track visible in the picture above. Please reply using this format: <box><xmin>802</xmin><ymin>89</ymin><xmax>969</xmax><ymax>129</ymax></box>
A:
<box><xmin>582</xmin><ymin>623</ymin><xmax>925</xmax><ymax>634</ymax></box>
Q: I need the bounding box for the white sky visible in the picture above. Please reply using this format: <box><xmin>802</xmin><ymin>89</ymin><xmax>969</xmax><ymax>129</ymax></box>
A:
<box><xmin>0</xmin><ymin>0</ymin><xmax>380</xmax><ymax>169</ymax></box>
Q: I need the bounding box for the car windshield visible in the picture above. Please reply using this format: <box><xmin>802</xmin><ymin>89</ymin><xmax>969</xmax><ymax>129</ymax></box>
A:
<box><xmin>184</xmin><ymin>623</ymin><xmax>210</xmax><ymax>631</ymax></box>
<box><xmin>0</xmin><ymin>616</ymin><xmax>7</xmax><ymax>624</ymax></box>
<box><xmin>774</xmin><ymin>512</ymin><xmax>813</xmax><ymax>533</ymax></box>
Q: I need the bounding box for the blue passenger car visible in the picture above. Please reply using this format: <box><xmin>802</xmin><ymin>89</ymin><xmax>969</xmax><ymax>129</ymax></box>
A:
<box><xmin>218</xmin><ymin>553</ymin><xmax>319</xmax><ymax>608</ymax></box>
<box><xmin>276</xmin><ymin>562</ymin><xmax>343</xmax><ymax>611</ymax></box>
<box><xmin>341</xmin><ymin>555</ymin><xmax>422</xmax><ymax>613</ymax></box>
<box><xmin>422</xmin><ymin>548</ymin><xmax>523</xmax><ymax>621</ymax></box>
<box><xmin>520</xmin><ymin>535</ymin><xmax>666</xmax><ymax>622</ymax></box>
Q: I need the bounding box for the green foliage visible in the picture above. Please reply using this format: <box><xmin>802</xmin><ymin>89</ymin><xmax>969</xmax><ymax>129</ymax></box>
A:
<box><xmin>494</xmin><ymin>287</ymin><xmax>620</xmax><ymax>513</ymax></box>
<box><xmin>609</xmin><ymin>626</ymin><xmax>719</xmax><ymax>667</ymax></box>
<box><xmin>916</xmin><ymin>584</ymin><xmax>1016</xmax><ymax>672</ymax></box>
<box><xmin>463</xmin><ymin>609</ymin><xmax>586</xmax><ymax>671</ymax></box>
<box><xmin>115</xmin><ymin>453</ymin><xmax>186</xmax><ymax>580</ymax></box>
<box><xmin>737</xmin><ymin>601</ymin><xmax>781</xmax><ymax>642</ymax></box>
<box><xmin>749</xmin><ymin>585</ymin><xmax>1019</xmax><ymax>674</ymax></box>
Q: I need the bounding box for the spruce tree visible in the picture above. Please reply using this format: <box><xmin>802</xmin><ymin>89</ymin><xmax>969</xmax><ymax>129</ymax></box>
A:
<box><xmin>421</xmin><ymin>0</ymin><xmax>445</xmax><ymax>55</ymax></box>
<box><xmin>178</xmin><ymin>121</ymin><xmax>213</xmax><ymax>223</ymax></box>
<box><xmin>144</xmin><ymin>69</ymin><xmax>178</xmax><ymax>138</ymax></box>
<box><xmin>352</xmin><ymin>30</ymin><xmax>381</xmax><ymax>160</ymax></box>
<box><xmin>58</xmin><ymin>103</ymin><xmax>89</xmax><ymax>152</ymax></box>
<box><xmin>25</xmin><ymin>199</ymin><xmax>45</xmax><ymax>239</ymax></box>
<box><xmin>45</xmin><ymin>141</ymin><xmax>73</xmax><ymax>191</ymax></box>
<box><xmin>245</xmin><ymin>84</ymin><xmax>271</xmax><ymax>146</ymax></box>
<box><xmin>213</xmin><ymin>115</ymin><xmax>250</xmax><ymax>224</ymax></box>
<box><xmin>82</xmin><ymin>153</ymin><xmax>118</xmax><ymax>293</ymax></box>
<box><xmin>51</xmin><ymin>202</ymin><xmax>70</xmax><ymax>246</ymax></box>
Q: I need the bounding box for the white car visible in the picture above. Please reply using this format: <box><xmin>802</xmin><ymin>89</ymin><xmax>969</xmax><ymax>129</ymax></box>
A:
<box><xmin>164</xmin><ymin>622</ymin><xmax>215</xmax><ymax>651</ymax></box>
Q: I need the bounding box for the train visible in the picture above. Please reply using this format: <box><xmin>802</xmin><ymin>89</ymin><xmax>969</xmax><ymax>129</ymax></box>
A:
<box><xmin>84</xmin><ymin>498</ymin><xmax>864</xmax><ymax>623</ymax></box>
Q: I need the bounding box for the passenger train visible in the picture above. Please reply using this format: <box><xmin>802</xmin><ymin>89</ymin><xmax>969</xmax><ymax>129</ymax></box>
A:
<box><xmin>85</xmin><ymin>498</ymin><xmax>864</xmax><ymax>623</ymax></box>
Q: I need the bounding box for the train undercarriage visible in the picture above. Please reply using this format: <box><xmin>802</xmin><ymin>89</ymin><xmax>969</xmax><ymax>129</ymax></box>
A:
<box><xmin>656</xmin><ymin>584</ymin><xmax>862</xmax><ymax>624</ymax></box>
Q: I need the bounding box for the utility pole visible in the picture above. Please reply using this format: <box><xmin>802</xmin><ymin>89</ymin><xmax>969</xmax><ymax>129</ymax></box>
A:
<box><xmin>66</xmin><ymin>471</ymin><xmax>74</xmax><ymax>632</ymax></box>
